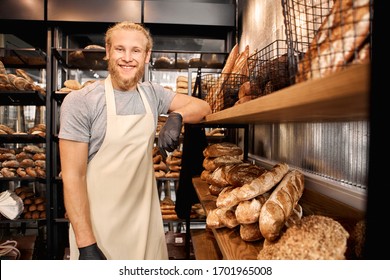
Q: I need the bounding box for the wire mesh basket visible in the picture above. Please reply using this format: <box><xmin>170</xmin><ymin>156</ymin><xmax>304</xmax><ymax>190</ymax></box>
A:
<box><xmin>201</xmin><ymin>73</ymin><xmax>249</xmax><ymax>113</ymax></box>
<box><xmin>247</xmin><ymin>40</ymin><xmax>291</xmax><ymax>97</ymax></box>
<box><xmin>282</xmin><ymin>0</ymin><xmax>373</xmax><ymax>84</ymax></box>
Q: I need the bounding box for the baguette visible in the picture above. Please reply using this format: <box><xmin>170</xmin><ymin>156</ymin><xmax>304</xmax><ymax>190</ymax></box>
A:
<box><xmin>236</xmin><ymin>163</ymin><xmax>289</xmax><ymax>201</ymax></box>
<box><xmin>215</xmin><ymin>186</ymin><xmax>241</xmax><ymax>209</ymax></box>
<box><xmin>259</xmin><ymin>169</ymin><xmax>304</xmax><ymax>242</ymax></box>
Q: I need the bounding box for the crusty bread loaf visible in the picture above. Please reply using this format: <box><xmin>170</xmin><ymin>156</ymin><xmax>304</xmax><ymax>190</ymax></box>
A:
<box><xmin>207</xmin><ymin>164</ymin><xmax>236</xmax><ymax>188</ymax></box>
<box><xmin>257</xmin><ymin>215</ymin><xmax>349</xmax><ymax>260</ymax></box>
<box><xmin>200</xmin><ymin>170</ymin><xmax>212</xmax><ymax>181</ymax></box>
<box><xmin>295</xmin><ymin>0</ymin><xmax>370</xmax><ymax>82</ymax></box>
<box><xmin>15</xmin><ymin>69</ymin><xmax>34</xmax><ymax>84</ymax></box>
<box><xmin>236</xmin><ymin>163</ymin><xmax>289</xmax><ymax>201</ymax></box>
<box><xmin>64</xmin><ymin>79</ymin><xmax>82</xmax><ymax>90</ymax></box>
<box><xmin>203</xmin><ymin>142</ymin><xmax>243</xmax><ymax>158</ymax></box>
<box><xmin>0</xmin><ymin>61</ymin><xmax>6</xmax><ymax>75</ymax></box>
<box><xmin>0</xmin><ymin>124</ymin><xmax>15</xmax><ymax>134</ymax></box>
<box><xmin>221</xmin><ymin>43</ymin><xmax>239</xmax><ymax>74</ymax></box>
<box><xmin>202</xmin><ymin>155</ymin><xmax>242</xmax><ymax>171</ymax></box>
<box><xmin>219</xmin><ymin>208</ymin><xmax>239</xmax><ymax>229</ymax></box>
<box><xmin>259</xmin><ymin>169</ymin><xmax>304</xmax><ymax>242</ymax></box>
<box><xmin>235</xmin><ymin>192</ymin><xmax>270</xmax><ymax>224</ymax></box>
<box><xmin>240</xmin><ymin>222</ymin><xmax>263</xmax><ymax>242</ymax></box>
<box><xmin>154</xmin><ymin>170</ymin><xmax>165</xmax><ymax>178</ymax></box>
<box><xmin>208</xmin><ymin>184</ymin><xmax>226</xmax><ymax>196</ymax></box>
<box><xmin>206</xmin><ymin>208</ymin><xmax>225</xmax><ymax>229</ymax></box>
<box><xmin>285</xmin><ymin>203</ymin><xmax>303</xmax><ymax>228</ymax></box>
<box><xmin>165</xmin><ymin>171</ymin><xmax>180</xmax><ymax>178</ymax></box>
<box><xmin>153</xmin><ymin>160</ymin><xmax>167</xmax><ymax>171</ymax></box>
<box><xmin>206</xmin><ymin>207</ymin><xmax>239</xmax><ymax>229</ymax></box>
<box><xmin>238</xmin><ymin>81</ymin><xmax>251</xmax><ymax>99</ymax></box>
<box><xmin>226</xmin><ymin>162</ymin><xmax>266</xmax><ymax>188</ymax></box>
<box><xmin>231</xmin><ymin>45</ymin><xmax>249</xmax><ymax>76</ymax></box>
<box><xmin>215</xmin><ymin>186</ymin><xmax>241</xmax><ymax>209</ymax></box>
<box><xmin>235</xmin><ymin>197</ymin><xmax>262</xmax><ymax>224</ymax></box>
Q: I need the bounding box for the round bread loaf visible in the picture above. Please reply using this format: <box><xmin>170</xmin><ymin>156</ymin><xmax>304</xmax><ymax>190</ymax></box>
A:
<box><xmin>154</xmin><ymin>56</ymin><xmax>172</xmax><ymax>68</ymax></box>
<box><xmin>64</xmin><ymin>79</ymin><xmax>82</xmax><ymax>90</ymax></box>
<box><xmin>176</xmin><ymin>75</ymin><xmax>188</xmax><ymax>83</ymax></box>
<box><xmin>257</xmin><ymin>215</ymin><xmax>349</xmax><ymax>260</ymax></box>
<box><xmin>240</xmin><ymin>222</ymin><xmax>263</xmax><ymax>242</ymax></box>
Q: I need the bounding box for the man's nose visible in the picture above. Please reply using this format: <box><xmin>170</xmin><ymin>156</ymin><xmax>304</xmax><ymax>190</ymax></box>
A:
<box><xmin>122</xmin><ymin>51</ymin><xmax>134</xmax><ymax>61</ymax></box>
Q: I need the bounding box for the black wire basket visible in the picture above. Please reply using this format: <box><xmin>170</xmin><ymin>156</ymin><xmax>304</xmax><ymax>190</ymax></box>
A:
<box><xmin>281</xmin><ymin>0</ymin><xmax>373</xmax><ymax>84</ymax></box>
<box><xmin>247</xmin><ymin>40</ymin><xmax>291</xmax><ymax>97</ymax></box>
<box><xmin>202</xmin><ymin>73</ymin><xmax>249</xmax><ymax>113</ymax></box>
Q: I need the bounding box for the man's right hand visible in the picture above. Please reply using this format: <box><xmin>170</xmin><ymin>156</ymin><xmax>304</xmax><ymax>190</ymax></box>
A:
<box><xmin>78</xmin><ymin>243</ymin><xmax>107</xmax><ymax>260</ymax></box>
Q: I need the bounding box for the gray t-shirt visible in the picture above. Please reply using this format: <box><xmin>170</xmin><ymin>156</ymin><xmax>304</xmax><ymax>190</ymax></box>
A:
<box><xmin>58</xmin><ymin>79</ymin><xmax>175</xmax><ymax>162</ymax></box>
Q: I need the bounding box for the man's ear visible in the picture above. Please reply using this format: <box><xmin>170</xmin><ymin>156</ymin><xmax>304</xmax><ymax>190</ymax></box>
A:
<box><xmin>145</xmin><ymin>50</ymin><xmax>152</xmax><ymax>63</ymax></box>
<box><xmin>104</xmin><ymin>45</ymin><xmax>109</xmax><ymax>60</ymax></box>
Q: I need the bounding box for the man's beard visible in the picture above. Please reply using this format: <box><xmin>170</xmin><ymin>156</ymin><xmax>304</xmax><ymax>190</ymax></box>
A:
<box><xmin>108</xmin><ymin>59</ymin><xmax>145</xmax><ymax>91</ymax></box>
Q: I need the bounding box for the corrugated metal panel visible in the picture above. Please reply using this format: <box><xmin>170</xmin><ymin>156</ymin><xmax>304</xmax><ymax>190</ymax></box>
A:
<box><xmin>47</xmin><ymin>0</ymin><xmax>142</xmax><ymax>22</ymax></box>
<box><xmin>0</xmin><ymin>0</ymin><xmax>45</xmax><ymax>20</ymax></box>
<box><xmin>144</xmin><ymin>1</ymin><xmax>235</xmax><ymax>26</ymax></box>
<box><xmin>250</xmin><ymin>121</ymin><xmax>369</xmax><ymax>190</ymax></box>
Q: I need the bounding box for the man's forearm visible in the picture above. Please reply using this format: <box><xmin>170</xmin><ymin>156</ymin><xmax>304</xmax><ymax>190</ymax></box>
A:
<box><xmin>63</xmin><ymin>177</ymin><xmax>96</xmax><ymax>248</ymax></box>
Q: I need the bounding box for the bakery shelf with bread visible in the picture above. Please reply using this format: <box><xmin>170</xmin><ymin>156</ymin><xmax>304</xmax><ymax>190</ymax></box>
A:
<box><xmin>193</xmin><ymin>169</ymin><xmax>365</xmax><ymax>259</ymax></box>
<box><xmin>0</xmin><ymin>63</ymin><xmax>46</xmax><ymax>106</ymax></box>
<box><xmin>52</xmin><ymin>46</ymin><xmax>107</xmax><ymax>71</ymax></box>
<box><xmin>0</xmin><ymin>144</ymin><xmax>46</xmax><ymax>182</ymax></box>
<box><xmin>203</xmin><ymin>62</ymin><xmax>369</xmax><ymax>124</ymax></box>
<box><xmin>150</xmin><ymin>51</ymin><xmax>228</xmax><ymax>70</ymax></box>
<box><xmin>0</xmin><ymin>48</ymin><xmax>46</xmax><ymax>68</ymax></box>
<box><xmin>192</xmin><ymin>139</ymin><xmax>365</xmax><ymax>260</ymax></box>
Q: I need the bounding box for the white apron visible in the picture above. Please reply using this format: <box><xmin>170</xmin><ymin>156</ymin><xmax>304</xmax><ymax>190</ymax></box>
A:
<box><xmin>69</xmin><ymin>75</ymin><xmax>168</xmax><ymax>260</ymax></box>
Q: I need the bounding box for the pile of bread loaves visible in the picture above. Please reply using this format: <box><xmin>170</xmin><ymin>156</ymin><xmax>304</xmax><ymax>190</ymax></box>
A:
<box><xmin>0</xmin><ymin>123</ymin><xmax>45</xmax><ymax>136</ymax></box>
<box><xmin>0</xmin><ymin>145</ymin><xmax>46</xmax><ymax>179</ymax></box>
<box><xmin>13</xmin><ymin>186</ymin><xmax>46</xmax><ymax>219</ymax></box>
<box><xmin>202</xmin><ymin>142</ymin><xmax>352</xmax><ymax>259</ymax></box>
<box><xmin>58</xmin><ymin>79</ymin><xmax>96</xmax><ymax>93</ymax></box>
<box><xmin>204</xmin><ymin>44</ymin><xmax>252</xmax><ymax>113</ymax></box>
<box><xmin>153</xmin><ymin>146</ymin><xmax>182</xmax><ymax>179</ymax></box>
<box><xmin>0</xmin><ymin>61</ymin><xmax>46</xmax><ymax>95</ymax></box>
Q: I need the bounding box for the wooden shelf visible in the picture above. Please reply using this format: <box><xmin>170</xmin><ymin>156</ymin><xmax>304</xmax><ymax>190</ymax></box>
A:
<box><xmin>203</xmin><ymin>63</ymin><xmax>370</xmax><ymax>124</ymax></box>
<box><xmin>192</xmin><ymin>177</ymin><xmax>262</xmax><ymax>260</ymax></box>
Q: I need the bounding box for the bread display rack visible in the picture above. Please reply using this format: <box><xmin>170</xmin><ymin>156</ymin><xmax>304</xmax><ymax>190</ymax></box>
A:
<box><xmin>0</xmin><ymin>47</ymin><xmax>48</xmax><ymax>259</ymax></box>
<box><xmin>188</xmin><ymin>63</ymin><xmax>369</xmax><ymax>260</ymax></box>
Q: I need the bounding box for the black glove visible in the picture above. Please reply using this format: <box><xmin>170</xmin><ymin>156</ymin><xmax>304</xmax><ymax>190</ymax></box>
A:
<box><xmin>78</xmin><ymin>243</ymin><xmax>107</xmax><ymax>260</ymax></box>
<box><xmin>158</xmin><ymin>112</ymin><xmax>183</xmax><ymax>159</ymax></box>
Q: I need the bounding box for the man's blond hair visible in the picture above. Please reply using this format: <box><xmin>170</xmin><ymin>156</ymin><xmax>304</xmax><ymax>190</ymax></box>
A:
<box><xmin>105</xmin><ymin>21</ymin><xmax>153</xmax><ymax>52</ymax></box>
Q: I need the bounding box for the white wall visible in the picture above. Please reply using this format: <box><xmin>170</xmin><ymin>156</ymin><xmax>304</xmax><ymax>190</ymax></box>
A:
<box><xmin>237</xmin><ymin>0</ymin><xmax>285</xmax><ymax>53</ymax></box>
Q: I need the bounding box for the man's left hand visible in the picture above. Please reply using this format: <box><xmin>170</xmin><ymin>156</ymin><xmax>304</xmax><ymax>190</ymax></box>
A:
<box><xmin>158</xmin><ymin>112</ymin><xmax>183</xmax><ymax>158</ymax></box>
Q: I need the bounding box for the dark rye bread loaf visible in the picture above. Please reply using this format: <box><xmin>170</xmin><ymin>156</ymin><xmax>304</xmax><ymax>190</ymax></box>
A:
<box><xmin>226</xmin><ymin>162</ymin><xmax>267</xmax><ymax>188</ymax></box>
<box><xmin>203</xmin><ymin>142</ymin><xmax>243</xmax><ymax>158</ymax></box>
